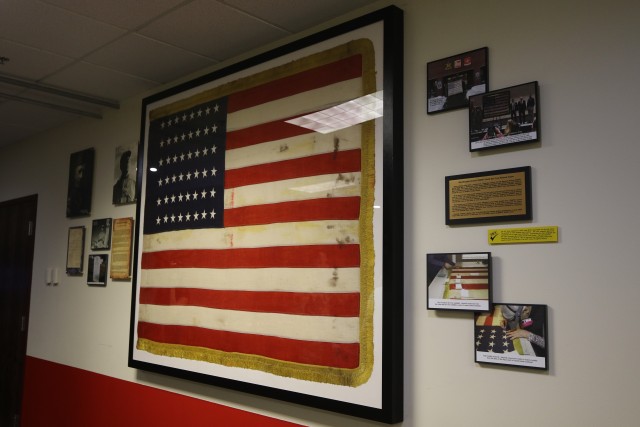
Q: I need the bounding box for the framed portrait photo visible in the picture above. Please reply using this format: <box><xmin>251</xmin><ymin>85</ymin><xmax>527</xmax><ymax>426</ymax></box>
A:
<box><xmin>87</xmin><ymin>254</ymin><xmax>108</xmax><ymax>286</ymax></box>
<box><xmin>128</xmin><ymin>6</ymin><xmax>404</xmax><ymax>424</ymax></box>
<box><xmin>66</xmin><ymin>148</ymin><xmax>94</xmax><ymax>217</ymax></box>
<box><xmin>427</xmin><ymin>47</ymin><xmax>488</xmax><ymax>114</ymax></box>
<box><xmin>113</xmin><ymin>144</ymin><xmax>138</xmax><ymax>205</ymax></box>
<box><xmin>475</xmin><ymin>303</ymin><xmax>548</xmax><ymax>370</ymax></box>
<box><xmin>469</xmin><ymin>81</ymin><xmax>540</xmax><ymax>151</ymax></box>
<box><xmin>91</xmin><ymin>218</ymin><xmax>112</xmax><ymax>250</ymax></box>
<box><xmin>427</xmin><ymin>252</ymin><xmax>491</xmax><ymax>311</ymax></box>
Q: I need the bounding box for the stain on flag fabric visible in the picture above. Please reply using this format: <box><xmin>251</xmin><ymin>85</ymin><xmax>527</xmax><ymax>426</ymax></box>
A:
<box><xmin>135</xmin><ymin>40</ymin><xmax>377</xmax><ymax>387</ymax></box>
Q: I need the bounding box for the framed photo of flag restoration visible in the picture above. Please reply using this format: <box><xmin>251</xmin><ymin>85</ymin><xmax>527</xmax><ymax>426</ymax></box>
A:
<box><xmin>475</xmin><ymin>304</ymin><xmax>548</xmax><ymax>370</ymax></box>
<box><xmin>469</xmin><ymin>81</ymin><xmax>540</xmax><ymax>151</ymax></box>
<box><xmin>427</xmin><ymin>252</ymin><xmax>492</xmax><ymax>311</ymax></box>
<box><xmin>128</xmin><ymin>6</ymin><xmax>404</xmax><ymax>424</ymax></box>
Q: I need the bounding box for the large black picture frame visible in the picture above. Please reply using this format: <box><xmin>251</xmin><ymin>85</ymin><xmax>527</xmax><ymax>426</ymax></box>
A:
<box><xmin>128</xmin><ymin>6</ymin><xmax>404</xmax><ymax>423</ymax></box>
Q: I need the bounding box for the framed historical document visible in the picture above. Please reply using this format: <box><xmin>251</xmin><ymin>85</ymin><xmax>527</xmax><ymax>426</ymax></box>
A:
<box><xmin>87</xmin><ymin>254</ymin><xmax>108</xmax><ymax>286</ymax></box>
<box><xmin>475</xmin><ymin>304</ymin><xmax>548</xmax><ymax>370</ymax></box>
<box><xmin>110</xmin><ymin>217</ymin><xmax>134</xmax><ymax>280</ymax></box>
<box><xmin>469</xmin><ymin>81</ymin><xmax>539</xmax><ymax>151</ymax></box>
<box><xmin>427</xmin><ymin>47</ymin><xmax>488</xmax><ymax>114</ymax></box>
<box><xmin>427</xmin><ymin>252</ymin><xmax>491</xmax><ymax>311</ymax></box>
<box><xmin>66</xmin><ymin>148</ymin><xmax>94</xmax><ymax>217</ymax></box>
<box><xmin>91</xmin><ymin>218</ymin><xmax>112</xmax><ymax>250</ymax></box>
<box><xmin>445</xmin><ymin>166</ymin><xmax>532</xmax><ymax>225</ymax></box>
<box><xmin>66</xmin><ymin>226</ymin><xmax>85</xmax><ymax>276</ymax></box>
<box><xmin>128</xmin><ymin>6</ymin><xmax>404</xmax><ymax>424</ymax></box>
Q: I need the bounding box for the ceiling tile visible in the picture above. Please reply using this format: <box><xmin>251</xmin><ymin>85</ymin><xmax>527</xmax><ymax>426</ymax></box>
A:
<box><xmin>40</xmin><ymin>0</ymin><xmax>187</xmax><ymax>30</ymax></box>
<box><xmin>224</xmin><ymin>0</ymin><xmax>379</xmax><ymax>32</ymax></box>
<box><xmin>0</xmin><ymin>39</ymin><xmax>73</xmax><ymax>81</ymax></box>
<box><xmin>0</xmin><ymin>0</ymin><xmax>126</xmax><ymax>58</ymax></box>
<box><xmin>139</xmin><ymin>0</ymin><xmax>289</xmax><ymax>60</ymax></box>
<box><xmin>84</xmin><ymin>34</ymin><xmax>215</xmax><ymax>83</ymax></box>
<box><xmin>43</xmin><ymin>61</ymin><xmax>158</xmax><ymax>100</ymax></box>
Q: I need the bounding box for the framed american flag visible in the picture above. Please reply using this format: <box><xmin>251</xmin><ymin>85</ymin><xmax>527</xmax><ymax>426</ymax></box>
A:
<box><xmin>128</xmin><ymin>6</ymin><xmax>404</xmax><ymax>423</ymax></box>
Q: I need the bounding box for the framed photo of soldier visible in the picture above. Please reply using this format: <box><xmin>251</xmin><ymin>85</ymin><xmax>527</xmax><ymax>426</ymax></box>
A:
<box><xmin>113</xmin><ymin>144</ymin><xmax>138</xmax><ymax>205</ymax></box>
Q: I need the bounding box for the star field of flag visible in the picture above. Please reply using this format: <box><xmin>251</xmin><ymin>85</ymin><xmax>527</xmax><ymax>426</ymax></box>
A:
<box><xmin>144</xmin><ymin>98</ymin><xmax>227</xmax><ymax>234</ymax></box>
<box><xmin>475</xmin><ymin>325</ymin><xmax>514</xmax><ymax>353</ymax></box>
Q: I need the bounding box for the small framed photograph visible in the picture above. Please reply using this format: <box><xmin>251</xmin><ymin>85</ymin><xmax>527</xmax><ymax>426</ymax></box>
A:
<box><xmin>469</xmin><ymin>81</ymin><xmax>539</xmax><ymax>151</ymax></box>
<box><xmin>475</xmin><ymin>303</ymin><xmax>548</xmax><ymax>370</ymax></box>
<box><xmin>87</xmin><ymin>254</ymin><xmax>108</xmax><ymax>286</ymax></box>
<box><xmin>113</xmin><ymin>144</ymin><xmax>138</xmax><ymax>205</ymax></box>
<box><xmin>427</xmin><ymin>47</ymin><xmax>488</xmax><ymax>114</ymax></box>
<box><xmin>91</xmin><ymin>218</ymin><xmax>112</xmax><ymax>250</ymax></box>
<box><xmin>66</xmin><ymin>226</ymin><xmax>85</xmax><ymax>276</ymax></box>
<box><xmin>445</xmin><ymin>166</ymin><xmax>532</xmax><ymax>225</ymax></box>
<box><xmin>427</xmin><ymin>252</ymin><xmax>491</xmax><ymax>311</ymax></box>
<box><xmin>66</xmin><ymin>148</ymin><xmax>94</xmax><ymax>217</ymax></box>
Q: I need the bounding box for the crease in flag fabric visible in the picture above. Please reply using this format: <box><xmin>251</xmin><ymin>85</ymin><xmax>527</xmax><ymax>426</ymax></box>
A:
<box><xmin>136</xmin><ymin>39</ymin><xmax>377</xmax><ymax>387</ymax></box>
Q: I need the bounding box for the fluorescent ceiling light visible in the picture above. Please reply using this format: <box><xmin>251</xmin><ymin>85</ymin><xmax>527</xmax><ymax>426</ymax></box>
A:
<box><xmin>286</xmin><ymin>91</ymin><xmax>383</xmax><ymax>134</ymax></box>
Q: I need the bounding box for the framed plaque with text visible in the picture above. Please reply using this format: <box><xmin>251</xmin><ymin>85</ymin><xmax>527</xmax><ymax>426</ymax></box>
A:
<box><xmin>110</xmin><ymin>217</ymin><xmax>134</xmax><ymax>280</ymax></box>
<box><xmin>445</xmin><ymin>166</ymin><xmax>532</xmax><ymax>225</ymax></box>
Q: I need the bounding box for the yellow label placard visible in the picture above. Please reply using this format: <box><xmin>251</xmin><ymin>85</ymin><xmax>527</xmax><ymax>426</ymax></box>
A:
<box><xmin>488</xmin><ymin>226</ymin><xmax>558</xmax><ymax>244</ymax></box>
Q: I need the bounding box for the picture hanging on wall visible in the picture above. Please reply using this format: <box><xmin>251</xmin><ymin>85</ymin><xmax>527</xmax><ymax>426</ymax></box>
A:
<box><xmin>474</xmin><ymin>303</ymin><xmax>548</xmax><ymax>370</ymax></box>
<box><xmin>426</xmin><ymin>47</ymin><xmax>488</xmax><ymax>114</ymax></box>
<box><xmin>113</xmin><ymin>144</ymin><xmax>138</xmax><ymax>205</ymax></box>
<box><xmin>87</xmin><ymin>254</ymin><xmax>108</xmax><ymax>286</ymax></box>
<box><xmin>90</xmin><ymin>218</ymin><xmax>112</xmax><ymax>250</ymax></box>
<box><xmin>66</xmin><ymin>148</ymin><xmax>94</xmax><ymax>217</ymax></box>
<box><xmin>66</xmin><ymin>225</ymin><xmax>85</xmax><ymax>276</ymax></box>
<box><xmin>128</xmin><ymin>6</ymin><xmax>404</xmax><ymax>424</ymax></box>
<box><xmin>427</xmin><ymin>252</ymin><xmax>491</xmax><ymax>311</ymax></box>
<box><xmin>469</xmin><ymin>81</ymin><xmax>540</xmax><ymax>151</ymax></box>
<box><xmin>445</xmin><ymin>166</ymin><xmax>532</xmax><ymax>225</ymax></box>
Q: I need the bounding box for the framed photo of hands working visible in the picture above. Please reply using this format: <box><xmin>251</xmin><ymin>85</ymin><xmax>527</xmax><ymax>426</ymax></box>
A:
<box><xmin>427</xmin><ymin>252</ymin><xmax>492</xmax><ymax>311</ymax></box>
<box><xmin>474</xmin><ymin>303</ymin><xmax>548</xmax><ymax>370</ymax></box>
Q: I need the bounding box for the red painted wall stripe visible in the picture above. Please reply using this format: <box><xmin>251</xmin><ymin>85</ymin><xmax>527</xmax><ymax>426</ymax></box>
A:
<box><xmin>141</xmin><ymin>244</ymin><xmax>361</xmax><ymax>269</ymax></box>
<box><xmin>225</xmin><ymin>149</ymin><xmax>361</xmax><ymax>189</ymax></box>
<box><xmin>21</xmin><ymin>356</ymin><xmax>304</xmax><ymax>427</ymax></box>
<box><xmin>139</xmin><ymin>288</ymin><xmax>361</xmax><ymax>317</ymax></box>
<box><xmin>137</xmin><ymin>322</ymin><xmax>360</xmax><ymax>368</ymax></box>
<box><xmin>225</xmin><ymin>197</ymin><xmax>361</xmax><ymax>226</ymax></box>
<box><xmin>227</xmin><ymin>55</ymin><xmax>363</xmax><ymax>113</ymax></box>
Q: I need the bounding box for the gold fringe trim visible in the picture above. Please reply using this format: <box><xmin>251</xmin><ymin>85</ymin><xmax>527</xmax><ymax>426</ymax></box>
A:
<box><xmin>141</xmin><ymin>39</ymin><xmax>377</xmax><ymax>387</ymax></box>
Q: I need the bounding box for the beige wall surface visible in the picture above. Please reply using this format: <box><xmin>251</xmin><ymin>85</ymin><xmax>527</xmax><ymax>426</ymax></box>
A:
<box><xmin>2</xmin><ymin>0</ymin><xmax>639</xmax><ymax>425</ymax></box>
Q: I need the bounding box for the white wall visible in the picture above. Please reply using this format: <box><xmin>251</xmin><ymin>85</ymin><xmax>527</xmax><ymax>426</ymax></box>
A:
<box><xmin>2</xmin><ymin>0</ymin><xmax>640</xmax><ymax>425</ymax></box>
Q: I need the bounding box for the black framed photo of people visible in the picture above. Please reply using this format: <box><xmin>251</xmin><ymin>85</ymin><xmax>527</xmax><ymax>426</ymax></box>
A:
<box><xmin>469</xmin><ymin>81</ymin><xmax>539</xmax><ymax>152</ymax></box>
<box><xmin>474</xmin><ymin>303</ymin><xmax>548</xmax><ymax>370</ymax></box>
<box><xmin>426</xmin><ymin>47</ymin><xmax>488</xmax><ymax>114</ymax></box>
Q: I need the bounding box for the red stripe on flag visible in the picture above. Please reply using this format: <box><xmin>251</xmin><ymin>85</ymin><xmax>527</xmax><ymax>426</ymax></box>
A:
<box><xmin>224</xmin><ymin>197</ymin><xmax>361</xmax><ymax>227</ymax></box>
<box><xmin>141</xmin><ymin>244</ymin><xmax>360</xmax><ymax>269</ymax></box>
<box><xmin>450</xmin><ymin>275</ymin><xmax>488</xmax><ymax>279</ymax></box>
<box><xmin>139</xmin><ymin>288</ymin><xmax>360</xmax><ymax>317</ymax></box>
<box><xmin>226</xmin><ymin>118</ymin><xmax>313</xmax><ymax>149</ymax></box>
<box><xmin>483</xmin><ymin>316</ymin><xmax>495</xmax><ymax>326</ymax></box>
<box><xmin>225</xmin><ymin>149</ymin><xmax>361</xmax><ymax>189</ymax></box>
<box><xmin>227</xmin><ymin>55</ymin><xmax>363</xmax><ymax>113</ymax></box>
<box><xmin>448</xmin><ymin>283</ymin><xmax>489</xmax><ymax>290</ymax></box>
<box><xmin>137</xmin><ymin>322</ymin><xmax>360</xmax><ymax>368</ymax></box>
